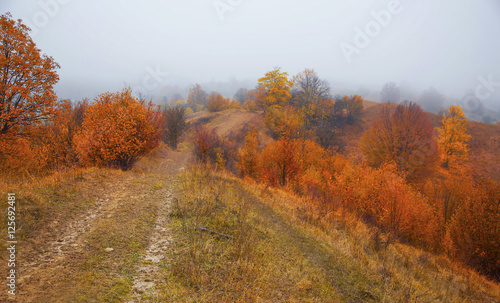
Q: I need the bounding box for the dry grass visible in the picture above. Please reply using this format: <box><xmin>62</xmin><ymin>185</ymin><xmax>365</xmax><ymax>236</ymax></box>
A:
<box><xmin>0</xmin><ymin>167</ymin><xmax>96</xmax><ymax>252</ymax></box>
<box><xmin>161</xmin><ymin>166</ymin><xmax>340</xmax><ymax>302</ymax></box>
<box><xmin>245</xmin><ymin>180</ymin><xmax>500</xmax><ymax>303</ymax></box>
<box><xmin>187</xmin><ymin>108</ymin><xmax>274</xmax><ymax>146</ymax></box>
<box><xmin>163</xmin><ymin>166</ymin><xmax>500</xmax><ymax>302</ymax></box>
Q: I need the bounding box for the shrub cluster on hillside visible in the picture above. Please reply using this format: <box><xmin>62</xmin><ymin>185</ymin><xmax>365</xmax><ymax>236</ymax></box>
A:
<box><xmin>193</xmin><ymin>70</ymin><xmax>500</xmax><ymax>280</ymax></box>
<box><xmin>0</xmin><ymin>14</ymin><xmax>189</xmax><ymax>174</ymax></box>
<box><xmin>1</xmin><ymin>88</ymin><xmax>188</xmax><ymax>173</ymax></box>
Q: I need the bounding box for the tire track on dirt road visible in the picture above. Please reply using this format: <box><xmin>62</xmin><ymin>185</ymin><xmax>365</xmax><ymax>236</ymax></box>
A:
<box><xmin>127</xmin><ymin>151</ymin><xmax>189</xmax><ymax>302</ymax></box>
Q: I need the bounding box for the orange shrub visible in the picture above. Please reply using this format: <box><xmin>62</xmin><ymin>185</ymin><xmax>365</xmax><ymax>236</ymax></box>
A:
<box><xmin>332</xmin><ymin>163</ymin><xmax>439</xmax><ymax>248</ymax></box>
<box><xmin>0</xmin><ymin>99</ymin><xmax>89</xmax><ymax>175</ymax></box>
<box><xmin>0</xmin><ymin>133</ymin><xmax>43</xmax><ymax>175</ymax></box>
<box><xmin>422</xmin><ymin>166</ymin><xmax>476</xmax><ymax>243</ymax></box>
<box><xmin>237</xmin><ymin>128</ymin><xmax>260</xmax><ymax>179</ymax></box>
<box><xmin>206</xmin><ymin>92</ymin><xmax>229</xmax><ymax>112</ymax></box>
<box><xmin>259</xmin><ymin>136</ymin><xmax>301</xmax><ymax>187</ymax></box>
<box><xmin>38</xmin><ymin>99</ymin><xmax>88</xmax><ymax>168</ymax></box>
<box><xmin>446</xmin><ymin>179</ymin><xmax>500</xmax><ymax>277</ymax></box>
<box><xmin>74</xmin><ymin>88</ymin><xmax>160</xmax><ymax>170</ymax></box>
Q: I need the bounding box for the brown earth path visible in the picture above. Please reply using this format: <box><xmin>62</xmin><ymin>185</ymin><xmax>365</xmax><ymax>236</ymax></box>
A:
<box><xmin>7</xmin><ymin>148</ymin><xmax>189</xmax><ymax>302</ymax></box>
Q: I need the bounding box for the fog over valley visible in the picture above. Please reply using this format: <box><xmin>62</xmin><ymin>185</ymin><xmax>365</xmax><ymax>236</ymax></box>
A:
<box><xmin>3</xmin><ymin>0</ymin><xmax>500</xmax><ymax>117</ymax></box>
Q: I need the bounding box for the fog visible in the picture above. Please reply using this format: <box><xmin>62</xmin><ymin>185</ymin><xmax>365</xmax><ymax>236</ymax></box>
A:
<box><xmin>3</xmin><ymin>0</ymin><xmax>500</xmax><ymax>111</ymax></box>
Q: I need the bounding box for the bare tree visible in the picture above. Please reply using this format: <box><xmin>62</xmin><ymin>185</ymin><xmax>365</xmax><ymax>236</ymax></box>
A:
<box><xmin>418</xmin><ymin>87</ymin><xmax>445</xmax><ymax>113</ymax></box>
<box><xmin>162</xmin><ymin>106</ymin><xmax>187</xmax><ymax>149</ymax></box>
<box><xmin>233</xmin><ymin>88</ymin><xmax>247</xmax><ymax>103</ymax></box>
<box><xmin>291</xmin><ymin>69</ymin><xmax>331</xmax><ymax>108</ymax></box>
<box><xmin>380</xmin><ymin>82</ymin><xmax>400</xmax><ymax>103</ymax></box>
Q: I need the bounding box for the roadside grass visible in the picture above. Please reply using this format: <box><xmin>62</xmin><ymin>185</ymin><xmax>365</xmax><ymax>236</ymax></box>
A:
<box><xmin>164</xmin><ymin>165</ymin><xmax>500</xmax><ymax>302</ymax></box>
<box><xmin>0</xmin><ymin>167</ymin><xmax>98</xmax><ymax>253</ymax></box>
<box><xmin>162</xmin><ymin>165</ymin><xmax>340</xmax><ymax>302</ymax></box>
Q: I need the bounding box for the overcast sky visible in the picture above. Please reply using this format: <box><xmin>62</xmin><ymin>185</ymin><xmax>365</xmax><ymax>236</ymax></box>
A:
<box><xmin>2</xmin><ymin>0</ymin><xmax>500</xmax><ymax>108</ymax></box>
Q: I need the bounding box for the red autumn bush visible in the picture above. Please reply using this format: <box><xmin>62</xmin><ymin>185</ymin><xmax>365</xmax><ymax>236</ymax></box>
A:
<box><xmin>193</xmin><ymin>126</ymin><xmax>237</xmax><ymax>171</ymax></box>
<box><xmin>326</xmin><ymin>163</ymin><xmax>439</xmax><ymax>248</ymax></box>
<box><xmin>259</xmin><ymin>136</ymin><xmax>301</xmax><ymax>187</ymax></box>
<box><xmin>446</xmin><ymin>179</ymin><xmax>500</xmax><ymax>277</ymax></box>
<box><xmin>74</xmin><ymin>88</ymin><xmax>161</xmax><ymax>170</ymax></box>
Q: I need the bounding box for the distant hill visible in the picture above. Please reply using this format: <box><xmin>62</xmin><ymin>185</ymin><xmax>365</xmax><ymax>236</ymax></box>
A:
<box><xmin>187</xmin><ymin>108</ymin><xmax>274</xmax><ymax>147</ymax></box>
<box><xmin>188</xmin><ymin>102</ymin><xmax>500</xmax><ymax>182</ymax></box>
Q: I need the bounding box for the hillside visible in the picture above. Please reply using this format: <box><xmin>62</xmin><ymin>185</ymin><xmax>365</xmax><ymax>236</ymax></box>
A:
<box><xmin>2</xmin><ymin>5</ymin><xmax>499</xmax><ymax>302</ymax></box>
<box><xmin>3</xmin><ymin>145</ymin><xmax>498</xmax><ymax>302</ymax></box>
<box><xmin>189</xmin><ymin>103</ymin><xmax>500</xmax><ymax>182</ymax></box>
<box><xmin>1</xmin><ymin>109</ymin><xmax>499</xmax><ymax>301</ymax></box>
<box><xmin>187</xmin><ymin>108</ymin><xmax>274</xmax><ymax>146</ymax></box>
<box><xmin>340</xmin><ymin>102</ymin><xmax>500</xmax><ymax>181</ymax></box>
<box><xmin>164</xmin><ymin>166</ymin><xmax>500</xmax><ymax>302</ymax></box>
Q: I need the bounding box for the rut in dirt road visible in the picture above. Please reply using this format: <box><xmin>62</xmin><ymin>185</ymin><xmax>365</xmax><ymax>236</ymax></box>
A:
<box><xmin>127</xmin><ymin>151</ymin><xmax>188</xmax><ymax>301</ymax></box>
<box><xmin>126</xmin><ymin>188</ymin><xmax>175</xmax><ymax>301</ymax></box>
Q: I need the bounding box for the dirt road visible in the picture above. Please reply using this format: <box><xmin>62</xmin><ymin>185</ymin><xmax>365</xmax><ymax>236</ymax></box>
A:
<box><xmin>9</xmin><ymin>148</ymin><xmax>189</xmax><ymax>302</ymax></box>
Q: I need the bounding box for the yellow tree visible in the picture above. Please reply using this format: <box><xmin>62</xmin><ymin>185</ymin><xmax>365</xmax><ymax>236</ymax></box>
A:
<box><xmin>263</xmin><ymin>105</ymin><xmax>304</xmax><ymax>138</ymax></box>
<box><xmin>437</xmin><ymin>105</ymin><xmax>471</xmax><ymax>168</ymax></box>
<box><xmin>186</xmin><ymin>84</ymin><xmax>207</xmax><ymax>112</ymax></box>
<box><xmin>257</xmin><ymin>68</ymin><xmax>293</xmax><ymax>110</ymax></box>
<box><xmin>0</xmin><ymin>13</ymin><xmax>60</xmax><ymax>135</ymax></box>
<box><xmin>237</xmin><ymin>126</ymin><xmax>260</xmax><ymax>179</ymax></box>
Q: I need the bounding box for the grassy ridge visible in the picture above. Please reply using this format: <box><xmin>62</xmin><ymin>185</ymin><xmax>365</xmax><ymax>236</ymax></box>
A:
<box><xmin>162</xmin><ymin>166</ymin><xmax>500</xmax><ymax>302</ymax></box>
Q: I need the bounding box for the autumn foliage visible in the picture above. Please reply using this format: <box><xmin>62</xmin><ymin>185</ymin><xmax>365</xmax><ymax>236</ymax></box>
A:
<box><xmin>0</xmin><ymin>9</ymin><xmax>179</xmax><ymax>174</ymax></box>
<box><xmin>193</xmin><ymin>126</ymin><xmax>237</xmax><ymax>171</ymax></box>
<box><xmin>361</xmin><ymin>101</ymin><xmax>439</xmax><ymax>182</ymax></box>
<box><xmin>0</xmin><ymin>13</ymin><xmax>60</xmax><ymax>136</ymax></box>
<box><xmin>74</xmin><ymin>88</ymin><xmax>161</xmax><ymax>170</ymax></box>
<box><xmin>437</xmin><ymin>105</ymin><xmax>471</xmax><ymax>168</ymax></box>
<box><xmin>161</xmin><ymin>106</ymin><xmax>187</xmax><ymax>150</ymax></box>
<box><xmin>206</xmin><ymin>92</ymin><xmax>229</xmax><ymax>112</ymax></box>
<box><xmin>1</xmin><ymin>14</ymin><xmax>498</xmax><ymax>281</ymax></box>
<box><xmin>257</xmin><ymin>68</ymin><xmax>294</xmax><ymax>110</ymax></box>
<box><xmin>259</xmin><ymin>136</ymin><xmax>301</xmax><ymax>187</ymax></box>
<box><xmin>218</xmin><ymin>82</ymin><xmax>498</xmax><ymax>279</ymax></box>
<box><xmin>247</xmin><ymin>135</ymin><xmax>439</xmax><ymax>249</ymax></box>
<box><xmin>445</xmin><ymin>179</ymin><xmax>500</xmax><ymax>277</ymax></box>
<box><xmin>237</xmin><ymin>127</ymin><xmax>260</xmax><ymax>179</ymax></box>
<box><xmin>0</xmin><ymin>12</ymin><xmax>61</xmax><ymax>174</ymax></box>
